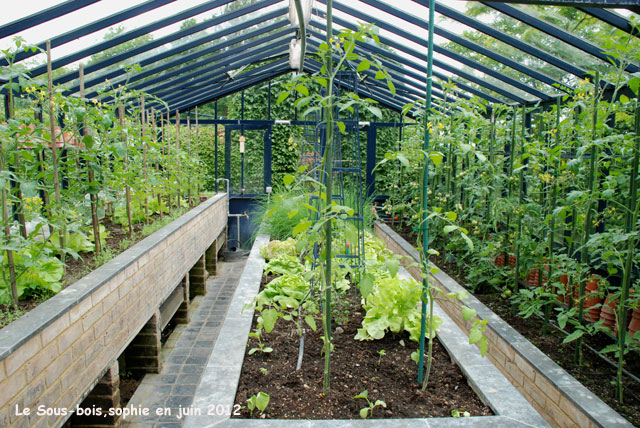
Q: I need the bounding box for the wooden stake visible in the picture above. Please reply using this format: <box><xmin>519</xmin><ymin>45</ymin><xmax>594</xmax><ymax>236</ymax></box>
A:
<box><xmin>5</xmin><ymin>93</ymin><xmax>27</xmax><ymax>239</ymax></box>
<box><xmin>175</xmin><ymin>112</ymin><xmax>181</xmax><ymax>207</ymax></box>
<box><xmin>141</xmin><ymin>96</ymin><xmax>149</xmax><ymax>223</ymax></box>
<box><xmin>1</xmin><ymin>96</ymin><xmax>17</xmax><ymax>304</ymax></box>
<box><xmin>187</xmin><ymin>113</ymin><xmax>192</xmax><ymax>207</ymax></box>
<box><xmin>152</xmin><ymin>107</ymin><xmax>162</xmax><ymax>219</ymax></box>
<box><xmin>47</xmin><ymin>40</ymin><xmax>65</xmax><ymax>268</ymax></box>
<box><xmin>80</xmin><ymin>63</ymin><xmax>101</xmax><ymax>256</ymax></box>
<box><xmin>119</xmin><ymin>105</ymin><xmax>133</xmax><ymax>238</ymax></box>
<box><xmin>195</xmin><ymin>106</ymin><xmax>200</xmax><ymax>199</ymax></box>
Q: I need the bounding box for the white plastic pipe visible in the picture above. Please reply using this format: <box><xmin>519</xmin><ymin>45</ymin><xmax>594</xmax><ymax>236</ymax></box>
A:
<box><xmin>289</xmin><ymin>0</ymin><xmax>313</xmax><ymax>27</ymax></box>
<box><xmin>289</xmin><ymin>38</ymin><xmax>302</xmax><ymax>70</ymax></box>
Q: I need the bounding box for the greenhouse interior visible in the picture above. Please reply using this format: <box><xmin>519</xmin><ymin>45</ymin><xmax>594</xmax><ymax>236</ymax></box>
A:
<box><xmin>1</xmin><ymin>0</ymin><xmax>640</xmax><ymax>427</ymax></box>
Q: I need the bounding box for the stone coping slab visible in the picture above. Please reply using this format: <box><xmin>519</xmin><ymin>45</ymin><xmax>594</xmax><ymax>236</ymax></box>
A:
<box><xmin>0</xmin><ymin>193</ymin><xmax>226</xmax><ymax>360</ymax></box>
<box><xmin>185</xmin><ymin>233</ymin><xmax>549</xmax><ymax>428</ymax></box>
<box><xmin>374</xmin><ymin>220</ymin><xmax>633</xmax><ymax>428</ymax></box>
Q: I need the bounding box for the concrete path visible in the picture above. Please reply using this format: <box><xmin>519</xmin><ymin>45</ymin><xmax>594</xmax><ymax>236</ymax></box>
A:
<box><xmin>121</xmin><ymin>256</ymin><xmax>247</xmax><ymax>428</ymax></box>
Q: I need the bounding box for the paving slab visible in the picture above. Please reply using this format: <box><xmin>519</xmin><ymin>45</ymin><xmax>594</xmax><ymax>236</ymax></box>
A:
<box><xmin>121</xmin><ymin>256</ymin><xmax>247</xmax><ymax>428</ymax></box>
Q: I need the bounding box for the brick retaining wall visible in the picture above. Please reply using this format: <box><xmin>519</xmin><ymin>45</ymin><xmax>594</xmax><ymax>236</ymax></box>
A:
<box><xmin>0</xmin><ymin>194</ymin><xmax>228</xmax><ymax>428</ymax></box>
<box><xmin>374</xmin><ymin>221</ymin><xmax>632</xmax><ymax>428</ymax></box>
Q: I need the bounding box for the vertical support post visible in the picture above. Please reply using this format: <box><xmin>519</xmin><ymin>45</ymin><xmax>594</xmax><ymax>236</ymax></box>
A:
<box><xmin>268</xmin><ymin>79</ymin><xmax>272</xmax><ymax>121</ymax></box>
<box><xmin>365</xmin><ymin>125</ymin><xmax>376</xmax><ymax>198</ymax></box>
<box><xmin>264</xmin><ymin>125</ymin><xmax>272</xmax><ymax>192</ymax></box>
<box><xmin>225</xmin><ymin>128</ymin><xmax>231</xmax><ymax>185</ymax></box>
<box><xmin>214</xmin><ymin>101</ymin><xmax>219</xmax><ymax>188</ymax></box>
<box><xmin>189</xmin><ymin>255</ymin><xmax>208</xmax><ymax>297</ymax></box>
<box><xmin>418</xmin><ymin>0</ymin><xmax>435</xmax><ymax>387</ymax></box>
<box><xmin>174</xmin><ymin>275</ymin><xmax>191</xmax><ymax>324</ymax></box>
<box><xmin>70</xmin><ymin>362</ymin><xmax>121</xmax><ymax>428</ymax></box>
<box><xmin>125</xmin><ymin>311</ymin><xmax>163</xmax><ymax>374</ymax></box>
<box><xmin>241</xmin><ymin>90</ymin><xmax>245</xmax><ymax>121</ymax></box>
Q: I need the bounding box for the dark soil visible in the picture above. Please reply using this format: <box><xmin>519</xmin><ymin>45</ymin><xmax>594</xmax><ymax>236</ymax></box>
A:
<box><xmin>119</xmin><ymin>371</ymin><xmax>145</xmax><ymax>407</ymax></box>
<box><xmin>232</xmin><ymin>290</ymin><xmax>493</xmax><ymax>419</ymax></box>
<box><xmin>63</xmin><ymin>217</ymin><xmax>153</xmax><ymax>285</ymax></box>
<box><xmin>387</xmin><ymin>221</ymin><xmax>640</xmax><ymax>425</ymax></box>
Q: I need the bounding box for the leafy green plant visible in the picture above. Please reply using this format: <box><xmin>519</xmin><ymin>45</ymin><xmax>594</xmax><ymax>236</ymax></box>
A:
<box><xmin>377</xmin><ymin>349</ymin><xmax>386</xmax><ymax>365</ymax></box>
<box><xmin>355</xmin><ymin>275</ymin><xmax>442</xmax><ymax>342</ymax></box>
<box><xmin>353</xmin><ymin>390</ymin><xmax>386</xmax><ymax>419</ymax></box>
<box><xmin>246</xmin><ymin>391</ymin><xmax>270</xmax><ymax>417</ymax></box>
<box><xmin>451</xmin><ymin>409</ymin><xmax>471</xmax><ymax>418</ymax></box>
<box><xmin>260</xmin><ymin>238</ymin><xmax>297</xmax><ymax>261</ymax></box>
<box><xmin>263</xmin><ymin>255</ymin><xmax>304</xmax><ymax>276</ymax></box>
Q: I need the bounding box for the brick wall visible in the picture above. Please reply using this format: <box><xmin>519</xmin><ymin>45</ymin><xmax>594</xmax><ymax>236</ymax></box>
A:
<box><xmin>0</xmin><ymin>194</ymin><xmax>228</xmax><ymax>428</ymax></box>
<box><xmin>374</xmin><ymin>221</ymin><xmax>632</xmax><ymax>428</ymax></box>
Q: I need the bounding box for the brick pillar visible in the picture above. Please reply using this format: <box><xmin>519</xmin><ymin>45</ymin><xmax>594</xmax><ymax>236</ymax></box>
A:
<box><xmin>125</xmin><ymin>311</ymin><xmax>162</xmax><ymax>374</ymax></box>
<box><xmin>174</xmin><ymin>275</ymin><xmax>190</xmax><ymax>323</ymax></box>
<box><xmin>69</xmin><ymin>362</ymin><xmax>121</xmax><ymax>428</ymax></box>
<box><xmin>205</xmin><ymin>241</ymin><xmax>218</xmax><ymax>276</ymax></box>
<box><xmin>189</xmin><ymin>255</ymin><xmax>208</xmax><ymax>297</ymax></box>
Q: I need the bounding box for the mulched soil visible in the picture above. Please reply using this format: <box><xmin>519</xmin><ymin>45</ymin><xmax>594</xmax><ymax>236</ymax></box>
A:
<box><xmin>63</xmin><ymin>217</ymin><xmax>153</xmax><ymax>285</ymax></box>
<box><xmin>232</xmin><ymin>282</ymin><xmax>492</xmax><ymax>419</ymax></box>
<box><xmin>388</xmin><ymin>221</ymin><xmax>640</xmax><ymax>426</ymax></box>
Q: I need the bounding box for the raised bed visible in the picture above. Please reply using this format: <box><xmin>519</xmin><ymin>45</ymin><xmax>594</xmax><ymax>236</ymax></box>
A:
<box><xmin>0</xmin><ymin>193</ymin><xmax>228</xmax><ymax>428</ymax></box>
<box><xmin>373</xmin><ymin>221</ymin><xmax>633</xmax><ymax>428</ymax></box>
<box><xmin>184</xmin><ymin>233</ymin><xmax>549</xmax><ymax>427</ymax></box>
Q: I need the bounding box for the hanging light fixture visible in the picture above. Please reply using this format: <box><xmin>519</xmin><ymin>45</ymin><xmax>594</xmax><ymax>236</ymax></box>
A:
<box><xmin>289</xmin><ymin>0</ymin><xmax>313</xmax><ymax>28</ymax></box>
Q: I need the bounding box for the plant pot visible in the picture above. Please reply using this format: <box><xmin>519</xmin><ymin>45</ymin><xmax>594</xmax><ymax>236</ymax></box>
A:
<box><xmin>582</xmin><ymin>276</ymin><xmax>603</xmax><ymax>323</ymax></box>
<box><xmin>599</xmin><ymin>293</ymin><xmax>617</xmax><ymax>331</ymax></box>
<box><xmin>628</xmin><ymin>307</ymin><xmax>640</xmax><ymax>341</ymax></box>
<box><xmin>527</xmin><ymin>269</ymin><xmax>539</xmax><ymax>288</ymax></box>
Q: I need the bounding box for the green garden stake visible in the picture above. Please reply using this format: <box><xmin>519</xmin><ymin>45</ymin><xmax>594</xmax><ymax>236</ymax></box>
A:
<box><xmin>418</xmin><ymin>0</ymin><xmax>435</xmax><ymax>387</ymax></box>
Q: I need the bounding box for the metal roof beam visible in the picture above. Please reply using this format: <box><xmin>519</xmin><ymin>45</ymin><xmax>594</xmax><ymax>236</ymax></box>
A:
<box><xmin>36</xmin><ymin>0</ymin><xmax>279</xmax><ymax>83</ymax></box>
<box><xmin>306</xmin><ymin>36</ymin><xmax>450</xmax><ymax>103</ymax></box>
<box><xmin>166</xmin><ymin>60</ymin><xmax>291</xmax><ymax>113</ymax></box>
<box><xmin>357</xmin><ymin>0</ymin><xmax>563</xmax><ymax>95</ymax></box>
<box><xmin>413</xmin><ymin>0</ymin><xmax>588</xmax><ymax>78</ymax></box>
<box><xmin>349</xmin><ymin>42</ymin><xmax>503</xmax><ymax>103</ymax></box>
<box><xmin>0</xmin><ymin>0</ymin><xmax>100</xmax><ymax>40</ymax></box>
<box><xmin>481</xmin><ymin>0</ymin><xmax>640</xmax><ymax>12</ymax></box>
<box><xmin>483</xmin><ymin>1</ymin><xmax>639</xmax><ymax>73</ymax></box>
<box><xmin>0</xmin><ymin>0</ymin><xmax>176</xmax><ymax>67</ymax></box>
<box><xmin>311</xmin><ymin>15</ymin><xmax>513</xmax><ymax>104</ymax></box>
<box><xmin>121</xmin><ymin>29</ymin><xmax>290</xmax><ymax>96</ymax></box>
<box><xmin>578</xmin><ymin>7</ymin><xmax>640</xmax><ymax>37</ymax></box>
<box><xmin>81</xmin><ymin>16</ymin><xmax>290</xmax><ymax>98</ymax></box>
<box><xmin>147</xmin><ymin>43</ymin><xmax>289</xmax><ymax>99</ymax></box>
<box><xmin>144</xmin><ymin>58</ymin><xmax>288</xmax><ymax>111</ymax></box>
<box><xmin>304</xmin><ymin>59</ymin><xmax>428</xmax><ymax>113</ymax></box>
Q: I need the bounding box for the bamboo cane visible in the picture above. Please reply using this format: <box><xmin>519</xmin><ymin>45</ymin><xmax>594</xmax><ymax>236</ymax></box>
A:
<box><xmin>79</xmin><ymin>64</ymin><xmax>101</xmax><ymax>256</ymax></box>
<box><xmin>46</xmin><ymin>40</ymin><xmax>65</xmax><ymax>269</ymax></box>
